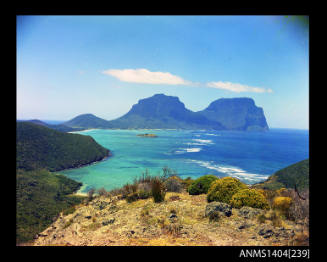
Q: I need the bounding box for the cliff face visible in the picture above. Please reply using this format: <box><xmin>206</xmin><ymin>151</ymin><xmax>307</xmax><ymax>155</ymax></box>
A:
<box><xmin>107</xmin><ymin>94</ymin><xmax>224</xmax><ymax>129</ymax></box>
<box><xmin>197</xmin><ymin>98</ymin><xmax>269</xmax><ymax>131</ymax></box>
<box><xmin>60</xmin><ymin>94</ymin><xmax>269</xmax><ymax>131</ymax></box>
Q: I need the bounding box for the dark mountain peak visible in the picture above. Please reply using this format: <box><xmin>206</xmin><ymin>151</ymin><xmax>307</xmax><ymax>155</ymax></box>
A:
<box><xmin>108</xmin><ymin>93</ymin><xmax>223</xmax><ymax>129</ymax></box>
<box><xmin>138</xmin><ymin>93</ymin><xmax>183</xmax><ymax>105</ymax></box>
<box><xmin>127</xmin><ymin>93</ymin><xmax>186</xmax><ymax>118</ymax></box>
<box><xmin>37</xmin><ymin>94</ymin><xmax>269</xmax><ymax>131</ymax></box>
<box><xmin>199</xmin><ymin>97</ymin><xmax>268</xmax><ymax>131</ymax></box>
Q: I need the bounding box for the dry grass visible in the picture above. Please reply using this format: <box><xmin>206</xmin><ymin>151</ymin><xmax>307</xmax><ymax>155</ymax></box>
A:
<box><xmin>31</xmin><ymin>190</ymin><xmax>307</xmax><ymax>246</ymax></box>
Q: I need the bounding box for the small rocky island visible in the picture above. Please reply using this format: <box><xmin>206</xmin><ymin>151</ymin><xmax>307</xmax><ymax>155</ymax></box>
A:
<box><xmin>137</xmin><ymin>133</ymin><xmax>158</xmax><ymax>137</ymax></box>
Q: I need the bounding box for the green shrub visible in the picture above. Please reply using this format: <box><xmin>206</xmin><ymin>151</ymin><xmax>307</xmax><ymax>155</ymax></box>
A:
<box><xmin>230</xmin><ymin>188</ymin><xmax>269</xmax><ymax>209</ymax></box>
<box><xmin>188</xmin><ymin>175</ymin><xmax>219</xmax><ymax>195</ymax></box>
<box><xmin>151</xmin><ymin>178</ymin><xmax>166</xmax><ymax>203</ymax></box>
<box><xmin>207</xmin><ymin>177</ymin><xmax>247</xmax><ymax>203</ymax></box>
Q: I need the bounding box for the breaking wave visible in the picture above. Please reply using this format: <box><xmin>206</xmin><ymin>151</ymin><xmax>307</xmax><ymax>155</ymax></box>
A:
<box><xmin>187</xmin><ymin>159</ymin><xmax>269</xmax><ymax>182</ymax></box>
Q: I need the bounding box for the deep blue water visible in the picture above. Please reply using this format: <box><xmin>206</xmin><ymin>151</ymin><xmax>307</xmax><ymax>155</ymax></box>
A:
<box><xmin>60</xmin><ymin>128</ymin><xmax>309</xmax><ymax>193</ymax></box>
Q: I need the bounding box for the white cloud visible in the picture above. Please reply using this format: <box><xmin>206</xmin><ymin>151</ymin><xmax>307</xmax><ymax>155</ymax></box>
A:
<box><xmin>102</xmin><ymin>68</ymin><xmax>192</xmax><ymax>85</ymax></box>
<box><xmin>207</xmin><ymin>81</ymin><xmax>272</xmax><ymax>93</ymax></box>
<box><xmin>101</xmin><ymin>68</ymin><xmax>272</xmax><ymax>94</ymax></box>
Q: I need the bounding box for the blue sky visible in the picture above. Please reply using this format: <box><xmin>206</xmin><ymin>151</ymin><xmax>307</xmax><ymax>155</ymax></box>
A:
<box><xmin>17</xmin><ymin>15</ymin><xmax>309</xmax><ymax>129</ymax></box>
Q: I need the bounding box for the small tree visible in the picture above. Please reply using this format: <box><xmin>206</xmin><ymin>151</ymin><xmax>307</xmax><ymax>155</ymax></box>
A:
<box><xmin>151</xmin><ymin>178</ymin><xmax>166</xmax><ymax>203</ymax></box>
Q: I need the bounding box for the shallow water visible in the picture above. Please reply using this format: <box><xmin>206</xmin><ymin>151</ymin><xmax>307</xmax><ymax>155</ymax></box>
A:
<box><xmin>59</xmin><ymin>128</ymin><xmax>309</xmax><ymax>193</ymax></box>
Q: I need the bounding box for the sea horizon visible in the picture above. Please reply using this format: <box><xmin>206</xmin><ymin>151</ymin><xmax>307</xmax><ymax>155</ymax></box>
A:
<box><xmin>16</xmin><ymin>119</ymin><xmax>309</xmax><ymax>132</ymax></box>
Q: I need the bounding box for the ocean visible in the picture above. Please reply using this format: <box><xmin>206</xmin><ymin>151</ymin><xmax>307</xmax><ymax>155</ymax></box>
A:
<box><xmin>60</xmin><ymin>128</ymin><xmax>309</xmax><ymax>193</ymax></box>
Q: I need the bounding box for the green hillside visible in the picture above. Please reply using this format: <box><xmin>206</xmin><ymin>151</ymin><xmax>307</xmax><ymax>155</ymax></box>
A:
<box><xmin>16</xmin><ymin>169</ymin><xmax>85</xmax><ymax>243</ymax></box>
<box><xmin>16</xmin><ymin>122</ymin><xmax>111</xmax><ymax>244</ymax></box>
<box><xmin>18</xmin><ymin>119</ymin><xmax>85</xmax><ymax>133</ymax></box>
<box><xmin>17</xmin><ymin>122</ymin><xmax>110</xmax><ymax>171</ymax></box>
<box><xmin>254</xmin><ymin>159</ymin><xmax>309</xmax><ymax>190</ymax></box>
<box><xmin>63</xmin><ymin>113</ymin><xmax>111</xmax><ymax>129</ymax></box>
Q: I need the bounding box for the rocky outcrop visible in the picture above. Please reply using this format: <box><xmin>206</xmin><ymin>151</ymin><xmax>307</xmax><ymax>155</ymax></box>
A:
<box><xmin>205</xmin><ymin>201</ymin><xmax>232</xmax><ymax>217</ymax></box>
<box><xmin>237</xmin><ymin>206</ymin><xmax>263</xmax><ymax>219</ymax></box>
<box><xmin>29</xmin><ymin>192</ymin><xmax>304</xmax><ymax>246</ymax></box>
<box><xmin>257</xmin><ymin>224</ymin><xmax>295</xmax><ymax>239</ymax></box>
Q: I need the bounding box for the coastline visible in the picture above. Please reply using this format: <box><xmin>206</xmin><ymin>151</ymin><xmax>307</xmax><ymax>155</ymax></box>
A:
<box><xmin>58</xmin><ymin>151</ymin><xmax>112</xmax><ymax>196</ymax></box>
<box><xmin>55</xmin><ymin>150</ymin><xmax>111</xmax><ymax>183</ymax></box>
<box><xmin>56</xmin><ymin>151</ymin><xmax>112</xmax><ymax>173</ymax></box>
<box><xmin>68</xmin><ymin>128</ymin><xmax>97</xmax><ymax>133</ymax></box>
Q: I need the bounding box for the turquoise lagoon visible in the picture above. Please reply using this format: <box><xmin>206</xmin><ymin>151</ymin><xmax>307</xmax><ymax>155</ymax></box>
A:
<box><xmin>60</xmin><ymin>128</ymin><xmax>309</xmax><ymax>193</ymax></box>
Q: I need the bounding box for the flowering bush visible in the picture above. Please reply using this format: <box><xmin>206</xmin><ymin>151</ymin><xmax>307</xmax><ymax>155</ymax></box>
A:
<box><xmin>230</xmin><ymin>188</ymin><xmax>269</xmax><ymax>209</ymax></box>
<box><xmin>272</xmin><ymin>196</ymin><xmax>293</xmax><ymax>214</ymax></box>
<box><xmin>207</xmin><ymin>177</ymin><xmax>247</xmax><ymax>203</ymax></box>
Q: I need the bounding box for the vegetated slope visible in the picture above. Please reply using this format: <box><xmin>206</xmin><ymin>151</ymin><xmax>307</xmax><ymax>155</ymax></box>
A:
<box><xmin>254</xmin><ymin>159</ymin><xmax>309</xmax><ymax>190</ymax></box>
<box><xmin>19</xmin><ymin>119</ymin><xmax>85</xmax><ymax>133</ymax></box>
<box><xmin>63</xmin><ymin>114</ymin><xmax>112</xmax><ymax>129</ymax></box>
<box><xmin>17</xmin><ymin>121</ymin><xmax>110</xmax><ymax>171</ymax></box>
<box><xmin>107</xmin><ymin>94</ymin><xmax>224</xmax><ymax>129</ymax></box>
<box><xmin>16</xmin><ymin>122</ymin><xmax>111</xmax><ymax>244</ymax></box>
<box><xmin>197</xmin><ymin>97</ymin><xmax>269</xmax><ymax>131</ymax></box>
<box><xmin>16</xmin><ymin>169</ymin><xmax>85</xmax><ymax>244</ymax></box>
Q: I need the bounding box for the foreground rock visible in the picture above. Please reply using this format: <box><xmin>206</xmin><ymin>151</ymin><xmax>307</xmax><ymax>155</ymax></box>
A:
<box><xmin>205</xmin><ymin>201</ymin><xmax>232</xmax><ymax>217</ymax></box>
<box><xmin>237</xmin><ymin>206</ymin><xmax>263</xmax><ymax>219</ymax></box>
<box><xmin>29</xmin><ymin>192</ymin><xmax>307</xmax><ymax>246</ymax></box>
